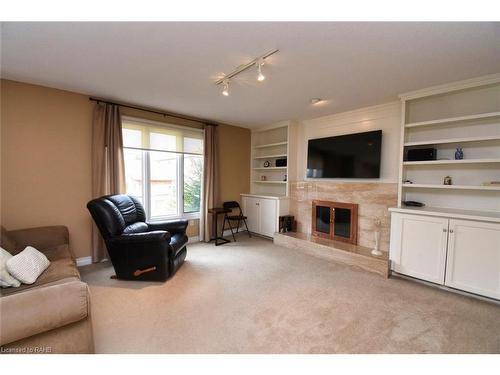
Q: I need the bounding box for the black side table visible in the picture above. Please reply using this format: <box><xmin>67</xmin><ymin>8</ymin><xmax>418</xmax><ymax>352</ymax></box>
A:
<box><xmin>208</xmin><ymin>207</ymin><xmax>231</xmax><ymax>246</ymax></box>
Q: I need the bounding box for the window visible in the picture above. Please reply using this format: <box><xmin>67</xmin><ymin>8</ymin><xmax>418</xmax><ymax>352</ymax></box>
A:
<box><xmin>122</xmin><ymin>118</ymin><xmax>203</xmax><ymax>220</ymax></box>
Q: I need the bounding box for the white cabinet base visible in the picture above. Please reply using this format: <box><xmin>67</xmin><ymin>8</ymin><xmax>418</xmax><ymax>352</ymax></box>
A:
<box><xmin>445</xmin><ymin>219</ymin><xmax>500</xmax><ymax>300</ymax></box>
<box><xmin>241</xmin><ymin>194</ymin><xmax>289</xmax><ymax>238</ymax></box>
<box><xmin>389</xmin><ymin>211</ymin><xmax>500</xmax><ymax>301</ymax></box>
<box><xmin>390</xmin><ymin>213</ymin><xmax>449</xmax><ymax>284</ymax></box>
<box><xmin>390</xmin><ymin>271</ymin><xmax>500</xmax><ymax>305</ymax></box>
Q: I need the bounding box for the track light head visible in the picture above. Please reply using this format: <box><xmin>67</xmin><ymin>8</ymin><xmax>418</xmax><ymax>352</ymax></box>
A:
<box><xmin>222</xmin><ymin>79</ymin><xmax>230</xmax><ymax>96</ymax></box>
<box><xmin>310</xmin><ymin>98</ymin><xmax>323</xmax><ymax>105</ymax></box>
<box><xmin>256</xmin><ymin>59</ymin><xmax>265</xmax><ymax>82</ymax></box>
<box><xmin>215</xmin><ymin>50</ymin><xmax>278</xmax><ymax>95</ymax></box>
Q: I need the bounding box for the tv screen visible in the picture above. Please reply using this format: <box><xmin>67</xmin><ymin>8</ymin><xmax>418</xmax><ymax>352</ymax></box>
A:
<box><xmin>306</xmin><ymin>130</ymin><xmax>382</xmax><ymax>178</ymax></box>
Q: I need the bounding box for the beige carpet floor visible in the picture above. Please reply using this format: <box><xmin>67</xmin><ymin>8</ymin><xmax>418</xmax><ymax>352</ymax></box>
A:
<box><xmin>80</xmin><ymin>235</ymin><xmax>500</xmax><ymax>353</ymax></box>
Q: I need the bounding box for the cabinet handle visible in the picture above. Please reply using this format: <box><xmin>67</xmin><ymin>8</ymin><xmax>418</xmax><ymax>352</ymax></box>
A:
<box><xmin>449</xmin><ymin>229</ymin><xmax>454</xmax><ymax>233</ymax></box>
<box><xmin>443</xmin><ymin>228</ymin><xmax>448</xmax><ymax>232</ymax></box>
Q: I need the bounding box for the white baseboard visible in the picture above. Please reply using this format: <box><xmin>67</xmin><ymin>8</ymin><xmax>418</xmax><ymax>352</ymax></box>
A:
<box><xmin>76</xmin><ymin>256</ymin><xmax>92</xmax><ymax>267</ymax></box>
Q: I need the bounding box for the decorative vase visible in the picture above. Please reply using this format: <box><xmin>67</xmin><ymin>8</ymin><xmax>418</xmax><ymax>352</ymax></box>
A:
<box><xmin>371</xmin><ymin>218</ymin><xmax>382</xmax><ymax>256</ymax></box>
<box><xmin>372</xmin><ymin>230</ymin><xmax>382</xmax><ymax>256</ymax></box>
<box><xmin>455</xmin><ymin>147</ymin><xmax>464</xmax><ymax>160</ymax></box>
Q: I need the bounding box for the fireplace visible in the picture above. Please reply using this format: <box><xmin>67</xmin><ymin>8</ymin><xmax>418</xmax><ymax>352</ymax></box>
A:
<box><xmin>312</xmin><ymin>200</ymin><xmax>358</xmax><ymax>244</ymax></box>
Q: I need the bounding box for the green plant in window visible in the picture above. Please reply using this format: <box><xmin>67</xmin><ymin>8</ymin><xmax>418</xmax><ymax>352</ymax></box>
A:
<box><xmin>184</xmin><ymin>156</ymin><xmax>202</xmax><ymax>213</ymax></box>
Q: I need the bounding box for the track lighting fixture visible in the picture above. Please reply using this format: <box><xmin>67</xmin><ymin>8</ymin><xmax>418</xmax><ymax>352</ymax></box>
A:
<box><xmin>257</xmin><ymin>58</ymin><xmax>265</xmax><ymax>82</ymax></box>
<box><xmin>222</xmin><ymin>79</ymin><xmax>230</xmax><ymax>96</ymax></box>
<box><xmin>215</xmin><ymin>49</ymin><xmax>278</xmax><ymax>95</ymax></box>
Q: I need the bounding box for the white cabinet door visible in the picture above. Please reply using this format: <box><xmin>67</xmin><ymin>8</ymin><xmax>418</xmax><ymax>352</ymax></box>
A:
<box><xmin>259</xmin><ymin>198</ymin><xmax>278</xmax><ymax>237</ymax></box>
<box><xmin>243</xmin><ymin>197</ymin><xmax>260</xmax><ymax>234</ymax></box>
<box><xmin>445</xmin><ymin>219</ymin><xmax>500</xmax><ymax>300</ymax></box>
<box><xmin>390</xmin><ymin>213</ymin><xmax>449</xmax><ymax>284</ymax></box>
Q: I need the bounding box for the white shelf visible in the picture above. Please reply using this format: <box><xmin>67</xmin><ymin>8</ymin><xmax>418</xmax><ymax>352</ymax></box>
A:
<box><xmin>403</xmin><ymin>158</ymin><xmax>500</xmax><ymax>166</ymax></box>
<box><xmin>252</xmin><ymin>181</ymin><xmax>287</xmax><ymax>184</ymax></box>
<box><xmin>253</xmin><ymin>141</ymin><xmax>288</xmax><ymax>149</ymax></box>
<box><xmin>402</xmin><ymin>183</ymin><xmax>500</xmax><ymax>191</ymax></box>
<box><xmin>405</xmin><ymin>111</ymin><xmax>500</xmax><ymax>128</ymax></box>
<box><xmin>389</xmin><ymin>206</ymin><xmax>500</xmax><ymax>224</ymax></box>
<box><xmin>253</xmin><ymin>154</ymin><xmax>287</xmax><ymax>159</ymax></box>
<box><xmin>250</xmin><ymin>122</ymin><xmax>290</xmax><ymax>197</ymax></box>
<box><xmin>253</xmin><ymin>167</ymin><xmax>287</xmax><ymax>170</ymax></box>
<box><xmin>404</xmin><ymin>135</ymin><xmax>500</xmax><ymax>147</ymax></box>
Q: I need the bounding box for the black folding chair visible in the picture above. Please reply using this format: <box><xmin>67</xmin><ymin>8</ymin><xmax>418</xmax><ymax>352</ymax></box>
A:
<box><xmin>222</xmin><ymin>201</ymin><xmax>251</xmax><ymax>241</ymax></box>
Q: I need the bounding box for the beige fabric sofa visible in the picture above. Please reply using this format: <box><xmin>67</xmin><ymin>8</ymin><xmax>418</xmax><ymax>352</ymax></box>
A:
<box><xmin>0</xmin><ymin>226</ymin><xmax>94</xmax><ymax>353</ymax></box>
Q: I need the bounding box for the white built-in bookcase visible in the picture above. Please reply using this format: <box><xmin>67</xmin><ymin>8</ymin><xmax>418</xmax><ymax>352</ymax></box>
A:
<box><xmin>250</xmin><ymin>121</ymin><xmax>297</xmax><ymax>197</ymax></box>
<box><xmin>397</xmin><ymin>74</ymin><xmax>500</xmax><ymax>214</ymax></box>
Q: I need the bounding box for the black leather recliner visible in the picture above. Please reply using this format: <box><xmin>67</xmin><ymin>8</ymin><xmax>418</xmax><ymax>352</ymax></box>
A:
<box><xmin>87</xmin><ymin>194</ymin><xmax>188</xmax><ymax>281</ymax></box>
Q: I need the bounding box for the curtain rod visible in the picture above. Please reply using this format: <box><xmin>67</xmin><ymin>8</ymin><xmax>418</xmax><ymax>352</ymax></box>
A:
<box><xmin>89</xmin><ymin>97</ymin><xmax>218</xmax><ymax>127</ymax></box>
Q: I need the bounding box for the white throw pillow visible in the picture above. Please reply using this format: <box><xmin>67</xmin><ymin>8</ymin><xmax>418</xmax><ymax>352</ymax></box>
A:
<box><xmin>0</xmin><ymin>247</ymin><xmax>21</xmax><ymax>288</ymax></box>
<box><xmin>6</xmin><ymin>246</ymin><xmax>50</xmax><ymax>285</ymax></box>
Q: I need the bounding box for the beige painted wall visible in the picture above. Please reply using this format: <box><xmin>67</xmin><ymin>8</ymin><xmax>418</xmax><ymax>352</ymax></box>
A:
<box><xmin>1</xmin><ymin>79</ymin><xmax>251</xmax><ymax>258</ymax></box>
<box><xmin>217</xmin><ymin>123</ymin><xmax>251</xmax><ymax>204</ymax></box>
<box><xmin>1</xmin><ymin>80</ymin><xmax>94</xmax><ymax>258</ymax></box>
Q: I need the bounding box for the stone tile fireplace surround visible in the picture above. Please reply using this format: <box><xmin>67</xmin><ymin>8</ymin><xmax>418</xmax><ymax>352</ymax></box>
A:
<box><xmin>288</xmin><ymin>181</ymin><xmax>398</xmax><ymax>252</ymax></box>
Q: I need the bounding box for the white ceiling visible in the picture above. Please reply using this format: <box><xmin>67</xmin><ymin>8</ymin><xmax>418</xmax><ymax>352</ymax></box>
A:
<box><xmin>1</xmin><ymin>22</ymin><xmax>499</xmax><ymax>128</ymax></box>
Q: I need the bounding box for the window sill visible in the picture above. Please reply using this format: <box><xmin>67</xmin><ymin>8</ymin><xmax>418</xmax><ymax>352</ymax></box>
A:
<box><xmin>149</xmin><ymin>212</ymin><xmax>200</xmax><ymax>222</ymax></box>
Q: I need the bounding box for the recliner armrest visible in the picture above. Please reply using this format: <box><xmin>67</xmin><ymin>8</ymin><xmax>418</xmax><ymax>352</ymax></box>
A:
<box><xmin>106</xmin><ymin>231</ymin><xmax>172</xmax><ymax>280</ymax></box>
<box><xmin>147</xmin><ymin>220</ymin><xmax>188</xmax><ymax>235</ymax></box>
<box><xmin>109</xmin><ymin>230</ymin><xmax>171</xmax><ymax>245</ymax></box>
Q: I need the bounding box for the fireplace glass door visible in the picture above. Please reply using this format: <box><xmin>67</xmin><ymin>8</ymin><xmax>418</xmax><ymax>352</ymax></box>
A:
<box><xmin>312</xmin><ymin>200</ymin><xmax>358</xmax><ymax>244</ymax></box>
<box><xmin>333</xmin><ymin>207</ymin><xmax>351</xmax><ymax>239</ymax></box>
<box><xmin>315</xmin><ymin>205</ymin><xmax>332</xmax><ymax>235</ymax></box>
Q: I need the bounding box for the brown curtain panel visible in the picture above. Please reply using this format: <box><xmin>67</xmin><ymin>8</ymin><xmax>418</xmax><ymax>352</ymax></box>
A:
<box><xmin>91</xmin><ymin>103</ymin><xmax>126</xmax><ymax>262</ymax></box>
<box><xmin>200</xmin><ymin>124</ymin><xmax>219</xmax><ymax>242</ymax></box>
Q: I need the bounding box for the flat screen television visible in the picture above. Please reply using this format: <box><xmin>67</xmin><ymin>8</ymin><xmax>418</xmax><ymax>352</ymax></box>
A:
<box><xmin>306</xmin><ymin>130</ymin><xmax>382</xmax><ymax>179</ymax></box>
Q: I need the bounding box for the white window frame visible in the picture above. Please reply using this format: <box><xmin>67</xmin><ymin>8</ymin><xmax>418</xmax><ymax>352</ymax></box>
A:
<box><xmin>121</xmin><ymin>116</ymin><xmax>204</xmax><ymax>222</ymax></box>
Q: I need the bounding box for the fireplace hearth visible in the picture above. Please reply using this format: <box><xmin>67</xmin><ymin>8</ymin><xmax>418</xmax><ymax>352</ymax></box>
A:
<box><xmin>312</xmin><ymin>200</ymin><xmax>358</xmax><ymax>244</ymax></box>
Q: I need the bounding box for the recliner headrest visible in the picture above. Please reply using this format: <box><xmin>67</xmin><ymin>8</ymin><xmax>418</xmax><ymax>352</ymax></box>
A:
<box><xmin>87</xmin><ymin>194</ymin><xmax>147</xmax><ymax>238</ymax></box>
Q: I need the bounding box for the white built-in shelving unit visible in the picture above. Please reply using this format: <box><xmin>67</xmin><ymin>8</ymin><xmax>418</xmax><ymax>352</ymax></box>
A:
<box><xmin>389</xmin><ymin>74</ymin><xmax>500</xmax><ymax>301</ymax></box>
<box><xmin>397</xmin><ymin>74</ymin><xmax>500</xmax><ymax>214</ymax></box>
<box><xmin>240</xmin><ymin>122</ymin><xmax>298</xmax><ymax>238</ymax></box>
<box><xmin>249</xmin><ymin>121</ymin><xmax>297</xmax><ymax>197</ymax></box>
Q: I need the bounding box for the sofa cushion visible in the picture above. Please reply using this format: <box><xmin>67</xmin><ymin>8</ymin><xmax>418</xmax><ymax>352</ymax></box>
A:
<box><xmin>0</xmin><ymin>255</ymin><xmax>80</xmax><ymax>297</ymax></box>
<box><xmin>7</xmin><ymin>246</ymin><xmax>50</xmax><ymax>285</ymax></box>
<box><xmin>7</xmin><ymin>226</ymin><xmax>71</xmax><ymax>258</ymax></box>
<box><xmin>42</xmin><ymin>244</ymin><xmax>74</xmax><ymax>262</ymax></box>
<box><xmin>1</xmin><ymin>226</ymin><xmax>18</xmax><ymax>254</ymax></box>
<box><xmin>0</xmin><ymin>280</ymin><xmax>90</xmax><ymax>346</ymax></box>
<box><xmin>0</xmin><ymin>247</ymin><xmax>21</xmax><ymax>288</ymax></box>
